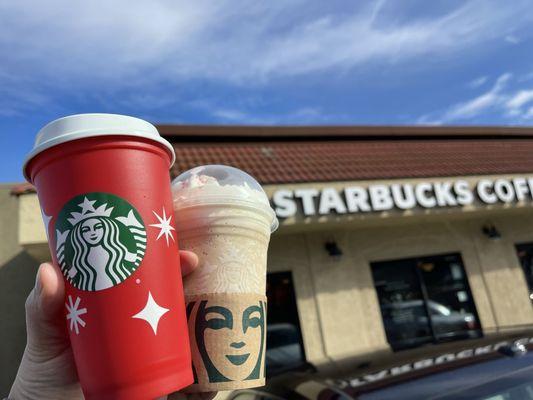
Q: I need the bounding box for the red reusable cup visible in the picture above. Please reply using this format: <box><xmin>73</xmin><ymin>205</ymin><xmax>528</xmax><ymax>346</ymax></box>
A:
<box><xmin>23</xmin><ymin>114</ymin><xmax>193</xmax><ymax>400</ymax></box>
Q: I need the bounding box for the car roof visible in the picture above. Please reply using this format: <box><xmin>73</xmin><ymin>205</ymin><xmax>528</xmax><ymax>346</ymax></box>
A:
<box><xmin>261</xmin><ymin>329</ymin><xmax>533</xmax><ymax>399</ymax></box>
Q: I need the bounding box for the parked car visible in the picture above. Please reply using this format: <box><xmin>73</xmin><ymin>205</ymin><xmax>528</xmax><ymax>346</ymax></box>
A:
<box><xmin>228</xmin><ymin>329</ymin><xmax>533</xmax><ymax>400</ymax></box>
<box><xmin>381</xmin><ymin>299</ymin><xmax>480</xmax><ymax>350</ymax></box>
<box><xmin>266</xmin><ymin>323</ymin><xmax>307</xmax><ymax>377</ymax></box>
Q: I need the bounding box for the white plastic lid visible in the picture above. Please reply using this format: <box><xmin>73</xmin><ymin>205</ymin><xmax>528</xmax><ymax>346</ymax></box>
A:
<box><xmin>23</xmin><ymin>113</ymin><xmax>175</xmax><ymax>181</ymax></box>
<box><xmin>172</xmin><ymin>165</ymin><xmax>279</xmax><ymax>232</ymax></box>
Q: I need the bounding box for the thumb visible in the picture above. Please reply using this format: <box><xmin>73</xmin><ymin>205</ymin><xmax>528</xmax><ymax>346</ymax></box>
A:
<box><xmin>25</xmin><ymin>262</ymin><xmax>69</xmax><ymax>356</ymax></box>
<box><xmin>179</xmin><ymin>250</ymin><xmax>199</xmax><ymax>277</ymax></box>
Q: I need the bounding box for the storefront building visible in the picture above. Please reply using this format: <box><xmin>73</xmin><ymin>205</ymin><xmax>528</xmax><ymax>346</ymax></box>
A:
<box><xmin>3</xmin><ymin>125</ymin><xmax>533</xmax><ymax>393</ymax></box>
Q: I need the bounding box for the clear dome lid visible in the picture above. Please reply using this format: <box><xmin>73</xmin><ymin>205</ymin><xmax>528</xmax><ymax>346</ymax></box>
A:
<box><xmin>171</xmin><ymin>165</ymin><xmax>278</xmax><ymax>232</ymax></box>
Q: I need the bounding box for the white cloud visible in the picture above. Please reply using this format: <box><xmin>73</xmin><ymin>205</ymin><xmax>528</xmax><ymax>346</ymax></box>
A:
<box><xmin>468</xmin><ymin>76</ymin><xmax>488</xmax><ymax>88</ymax></box>
<box><xmin>443</xmin><ymin>73</ymin><xmax>510</xmax><ymax>120</ymax></box>
<box><xmin>1</xmin><ymin>0</ymin><xmax>532</xmax><ymax>117</ymax></box>
<box><xmin>211</xmin><ymin>109</ymin><xmax>248</xmax><ymax>122</ymax></box>
<box><xmin>418</xmin><ymin>73</ymin><xmax>533</xmax><ymax>123</ymax></box>
<box><xmin>247</xmin><ymin>1</ymin><xmax>530</xmax><ymax>78</ymax></box>
<box><xmin>519</xmin><ymin>72</ymin><xmax>533</xmax><ymax>82</ymax></box>
<box><xmin>1</xmin><ymin>1</ymin><xmax>531</xmax><ymax>86</ymax></box>
<box><xmin>525</xmin><ymin>106</ymin><xmax>533</xmax><ymax>119</ymax></box>
<box><xmin>505</xmin><ymin>35</ymin><xmax>520</xmax><ymax>44</ymax></box>
<box><xmin>415</xmin><ymin>115</ymin><xmax>443</xmax><ymax>126</ymax></box>
<box><xmin>506</xmin><ymin>90</ymin><xmax>533</xmax><ymax>110</ymax></box>
<box><xmin>203</xmin><ymin>104</ymin><xmax>334</xmax><ymax>125</ymax></box>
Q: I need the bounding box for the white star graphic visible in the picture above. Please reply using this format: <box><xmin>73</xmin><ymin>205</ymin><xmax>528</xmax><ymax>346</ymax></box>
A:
<box><xmin>40</xmin><ymin>208</ymin><xmax>52</xmax><ymax>240</ymax></box>
<box><xmin>149</xmin><ymin>207</ymin><xmax>175</xmax><ymax>247</ymax></box>
<box><xmin>132</xmin><ymin>291</ymin><xmax>169</xmax><ymax>335</ymax></box>
<box><xmin>78</xmin><ymin>197</ymin><xmax>96</xmax><ymax>214</ymax></box>
<box><xmin>66</xmin><ymin>296</ymin><xmax>87</xmax><ymax>335</ymax></box>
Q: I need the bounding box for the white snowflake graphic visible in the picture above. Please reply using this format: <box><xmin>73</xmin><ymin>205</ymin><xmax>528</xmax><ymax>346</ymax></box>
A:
<box><xmin>149</xmin><ymin>207</ymin><xmax>176</xmax><ymax>247</ymax></box>
<box><xmin>66</xmin><ymin>295</ymin><xmax>87</xmax><ymax>335</ymax></box>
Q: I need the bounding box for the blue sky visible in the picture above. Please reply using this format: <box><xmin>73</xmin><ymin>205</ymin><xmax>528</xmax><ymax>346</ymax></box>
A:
<box><xmin>1</xmin><ymin>0</ymin><xmax>533</xmax><ymax>182</ymax></box>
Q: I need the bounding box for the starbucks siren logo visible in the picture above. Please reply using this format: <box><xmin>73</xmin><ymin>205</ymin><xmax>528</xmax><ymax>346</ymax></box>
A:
<box><xmin>55</xmin><ymin>193</ymin><xmax>147</xmax><ymax>291</ymax></box>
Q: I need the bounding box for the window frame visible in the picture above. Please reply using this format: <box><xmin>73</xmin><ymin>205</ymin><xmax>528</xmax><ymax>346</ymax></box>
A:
<box><xmin>370</xmin><ymin>252</ymin><xmax>482</xmax><ymax>351</ymax></box>
<box><xmin>515</xmin><ymin>241</ymin><xmax>533</xmax><ymax>302</ymax></box>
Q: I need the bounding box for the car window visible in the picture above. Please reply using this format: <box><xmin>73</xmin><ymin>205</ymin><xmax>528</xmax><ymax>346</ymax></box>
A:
<box><xmin>428</xmin><ymin>301</ymin><xmax>451</xmax><ymax>316</ymax></box>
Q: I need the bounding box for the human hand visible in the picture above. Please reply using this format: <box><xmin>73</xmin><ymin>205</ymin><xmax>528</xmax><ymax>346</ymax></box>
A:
<box><xmin>9</xmin><ymin>251</ymin><xmax>216</xmax><ymax>400</ymax></box>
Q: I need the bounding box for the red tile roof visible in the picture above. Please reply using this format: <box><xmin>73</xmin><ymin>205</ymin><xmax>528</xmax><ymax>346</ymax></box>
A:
<box><xmin>170</xmin><ymin>139</ymin><xmax>533</xmax><ymax>184</ymax></box>
<box><xmin>12</xmin><ymin>125</ymin><xmax>533</xmax><ymax>194</ymax></box>
<box><xmin>11</xmin><ymin>182</ymin><xmax>36</xmax><ymax>195</ymax></box>
<box><xmin>157</xmin><ymin>124</ymin><xmax>533</xmax><ymax>138</ymax></box>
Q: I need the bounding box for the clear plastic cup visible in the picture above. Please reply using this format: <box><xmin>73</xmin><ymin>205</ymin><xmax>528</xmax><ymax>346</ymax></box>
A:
<box><xmin>172</xmin><ymin>165</ymin><xmax>277</xmax><ymax>391</ymax></box>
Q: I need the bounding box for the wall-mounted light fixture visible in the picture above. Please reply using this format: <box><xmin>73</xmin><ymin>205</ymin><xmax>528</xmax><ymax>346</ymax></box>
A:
<box><xmin>482</xmin><ymin>224</ymin><xmax>501</xmax><ymax>240</ymax></box>
<box><xmin>325</xmin><ymin>241</ymin><xmax>343</xmax><ymax>258</ymax></box>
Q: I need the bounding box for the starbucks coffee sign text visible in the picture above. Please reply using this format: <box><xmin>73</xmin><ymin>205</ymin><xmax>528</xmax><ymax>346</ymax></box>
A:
<box><xmin>272</xmin><ymin>177</ymin><xmax>533</xmax><ymax>218</ymax></box>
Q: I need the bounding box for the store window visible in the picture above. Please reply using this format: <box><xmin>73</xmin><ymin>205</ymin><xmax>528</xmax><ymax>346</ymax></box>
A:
<box><xmin>371</xmin><ymin>253</ymin><xmax>482</xmax><ymax>351</ymax></box>
<box><xmin>266</xmin><ymin>272</ymin><xmax>306</xmax><ymax>377</ymax></box>
<box><xmin>515</xmin><ymin>242</ymin><xmax>533</xmax><ymax>301</ymax></box>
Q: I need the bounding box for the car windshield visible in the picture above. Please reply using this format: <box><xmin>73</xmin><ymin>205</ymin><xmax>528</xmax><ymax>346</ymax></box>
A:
<box><xmin>357</xmin><ymin>353</ymin><xmax>533</xmax><ymax>400</ymax></box>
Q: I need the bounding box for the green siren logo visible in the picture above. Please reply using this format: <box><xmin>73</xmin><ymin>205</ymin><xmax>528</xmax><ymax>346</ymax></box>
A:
<box><xmin>55</xmin><ymin>193</ymin><xmax>147</xmax><ymax>291</ymax></box>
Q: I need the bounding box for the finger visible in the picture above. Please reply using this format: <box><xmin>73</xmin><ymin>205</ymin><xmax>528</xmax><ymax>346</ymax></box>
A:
<box><xmin>25</xmin><ymin>262</ymin><xmax>68</xmax><ymax>350</ymax></box>
<box><xmin>38</xmin><ymin>262</ymin><xmax>65</xmax><ymax>320</ymax></box>
<box><xmin>179</xmin><ymin>250</ymin><xmax>199</xmax><ymax>277</ymax></box>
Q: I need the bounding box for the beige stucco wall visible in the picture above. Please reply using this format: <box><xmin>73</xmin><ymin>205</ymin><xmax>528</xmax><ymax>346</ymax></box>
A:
<box><xmin>18</xmin><ymin>193</ymin><xmax>51</xmax><ymax>261</ymax></box>
<box><xmin>0</xmin><ymin>185</ymin><xmax>40</xmax><ymax>396</ymax></box>
<box><xmin>266</xmin><ymin>211</ymin><xmax>533</xmax><ymax>369</ymax></box>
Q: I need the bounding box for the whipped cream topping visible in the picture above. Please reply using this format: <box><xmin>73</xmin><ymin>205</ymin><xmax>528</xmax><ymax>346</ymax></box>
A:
<box><xmin>172</xmin><ymin>173</ymin><xmax>270</xmax><ymax>208</ymax></box>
